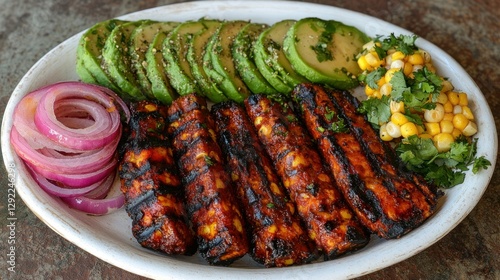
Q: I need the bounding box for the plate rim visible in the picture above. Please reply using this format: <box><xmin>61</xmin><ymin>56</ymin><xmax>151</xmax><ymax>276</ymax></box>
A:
<box><xmin>1</xmin><ymin>1</ymin><xmax>497</xmax><ymax>279</ymax></box>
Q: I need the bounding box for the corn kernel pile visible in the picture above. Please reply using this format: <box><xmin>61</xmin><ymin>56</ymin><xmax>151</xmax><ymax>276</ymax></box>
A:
<box><xmin>357</xmin><ymin>40</ymin><xmax>478</xmax><ymax>153</ymax></box>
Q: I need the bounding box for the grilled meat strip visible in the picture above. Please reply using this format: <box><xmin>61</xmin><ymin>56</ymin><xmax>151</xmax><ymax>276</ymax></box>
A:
<box><xmin>329</xmin><ymin>88</ymin><xmax>442</xmax><ymax>203</ymax></box>
<box><xmin>245</xmin><ymin>94</ymin><xmax>369</xmax><ymax>260</ymax></box>
<box><xmin>212</xmin><ymin>101</ymin><xmax>318</xmax><ymax>267</ymax></box>
<box><xmin>292</xmin><ymin>83</ymin><xmax>441</xmax><ymax>239</ymax></box>
<box><xmin>118</xmin><ymin>100</ymin><xmax>197</xmax><ymax>255</ymax></box>
<box><xmin>167</xmin><ymin>94</ymin><xmax>249</xmax><ymax>265</ymax></box>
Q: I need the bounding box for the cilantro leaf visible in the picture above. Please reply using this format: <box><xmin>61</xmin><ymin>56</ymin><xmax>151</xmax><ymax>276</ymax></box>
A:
<box><xmin>472</xmin><ymin>156</ymin><xmax>491</xmax><ymax>174</ymax></box>
<box><xmin>376</xmin><ymin>33</ymin><xmax>418</xmax><ymax>55</ymax></box>
<box><xmin>365</xmin><ymin>67</ymin><xmax>387</xmax><ymax>89</ymax></box>
<box><xmin>389</xmin><ymin>70</ymin><xmax>410</xmax><ymax>101</ymax></box>
<box><xmin>357</xmin><ymin>95</ymin><xmax>391</xmax><ymax>127</ymax></box>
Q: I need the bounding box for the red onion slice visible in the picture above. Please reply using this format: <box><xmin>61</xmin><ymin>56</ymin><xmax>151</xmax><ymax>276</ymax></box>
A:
<box><xmin>61</xmin><ymin>193</ymin><xmax>125</xmax><ymax>215</ymax></box>
<box><xmin>10</xmin><ymin>81</ymin><xmax>130</xmax><ymax>215</ymax></box>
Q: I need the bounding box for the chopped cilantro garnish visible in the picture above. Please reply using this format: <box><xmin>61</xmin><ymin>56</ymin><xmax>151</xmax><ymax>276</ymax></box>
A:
<box><xmin>325</xmin><ymin>107</ymin><xmax>335</xmax><ymax>121</ymax></box>
<box><xmin>374</xmin><ymin>33</ymin><xmax>419</xmax><ymax>55</ymax></box>
<box><xmin>358</xmin><ymin>95</ymin><xmax>391</xmax><ymax>128</ymax></box>
<box><xmin>365</xmin><ymin>67</ymin><xmax>387</xmax><ymax>89</ymax></box>
<box><xmin>396</xmin><ymin>136</ymin><xmax>491</xmax><ymax>188</ymax></box>
<box><xmin>204</xmin><ymin>155</ymin><xmax>215</xmax><ymax>167</ymax></box>
<box><xmin>388</xmin><ymin>67</ymin><xmax>441</xmax><ymax>111</ymax></box>
<box><xmin>331</xmin><ymin>118</ymin><xmax>348</xmax><ymax>133</ymax></box>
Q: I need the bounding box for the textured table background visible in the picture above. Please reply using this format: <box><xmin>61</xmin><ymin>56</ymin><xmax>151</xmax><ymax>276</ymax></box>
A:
<box><xmin>0</xmin><ymin>0</ymin><xmax>498</xmax><ymax>279</ymax></box>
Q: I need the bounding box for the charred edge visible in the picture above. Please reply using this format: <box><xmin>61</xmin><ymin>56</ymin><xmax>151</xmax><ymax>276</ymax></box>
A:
<box><xmin>331</xmin><ymin>90</ymin><xmax>442</xmax><ymax>204</ymax></box>
<box><xmin>324</xmin><ymin>134</ymin><xmax>381</xmax><ymax>222</ymax></box>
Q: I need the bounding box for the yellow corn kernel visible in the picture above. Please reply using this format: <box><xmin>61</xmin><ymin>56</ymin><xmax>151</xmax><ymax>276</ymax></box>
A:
<box><xmin>377</xmin><ymin>77</ymin><xmax>387</xmax><ymax>88</ymax></box>
<box><xmin>433</xmin><ymin>133</ymin><xmax>455</xmax><ymax>153</ymax></box>
<box><xmin>417</xmin><ymin>124</ymin><xmax>425</xmax><ymax>134</ymax></box>
<box><xmin>440</xmin><ymin>120</ymin><xmax>454</xmax><ymax>134</ymax></box>
<box><xmin>365</xmin><ymin>52</ymin><xmax>383</xmax><ymax>68</ymax></box>
<box><xmin>419</xmin><ymin>133</ymin><xmax>433</xmax><ymax>139</ymax></box>
<box><xmin>390</xmin><ymin>100</ymin><xmax>405</xmax><ymax>114</ymax></box>
<box><xmin>401</xmin><ymin>122</ymin><xmax>419</xmax><ymax>138</ymax></box>
<box><xmin>440</xmin><ymin>80</ymin><xmax>454</xmax><ymax>93</ymax></box>
<box><xmin>386</xmin><ymin>121</ymin><xmax>402</xmax><ymax>138</ymax></box>
<box><xmin>437</xmin><ymin>92</ymin><xmax>448</xmax><ymax>104</ymax></box>
<box><xmin>267</xmin><ymin>224</ymin><xmax>278</xmax><ymax>234</ymax></box>
<box><xmin>380</xmin><ymin>83</ymin><xmax>392</xmax><ymax>96</ymax></box>
<box><xmin>372</xmin><ymin>90</ymin><xmax>382</xmax><ymax>99</ymax></box>
<box><xmin>443</xmin><ymin>113</ymin><xmax>454</xmax><ymax>122</ymax></box>
<box><xmin>452</xmin><ymin>113</ymin><xmax>469</xmax><ymax>131</ymax></box>
<box><xmin>453</xmin><ymin>105</ymin><xmax>463</xmax><ymax>114</ymax></box>
<box><xmin>385</xmin><ymin>68</ymin><xmax>399</xmax><ymax>83</ymax></box>
<box><xmin>391</xmin><ymin>51</ymin><xmax>406</xmax><ymax>61</ymax></box>
<box><xmin>462</xmin><ymin>106</ymin><xmax>474</xmax><ymax>120</ymax></box>
<box><xmin>425</xmin><ymin>63</ymin><xmax>436</xmax><ymax>72</ymax></box>
<box><xmin>259</xmin><ymin>124</ymin><xmax>272</xmax><ymax>137</ymax></box>
<box><xmin>362</xmin><ymin>40</ymin><xmax>376</xmax><ymax>52</ymax></box>
<box><xmin>365</xmin><ymin>84</ymin><xmax>376</xmax><ymax>96</ymax></box>
<box><xmin>391</xmin><ymin>59</ymin><xmax>405</xmax><ymax>69</ymax></box>
<box><xmin>443</xmin><ymin>101</ymin><xmax>453</xmax><ymax>113</ymax></box>
<box><xmin>424</xmin><ymin>104</ymin><xmax>445</xmax><ymax>123</ymax></box>
<box><xmin>424</xmin><ymin>122</ymin><xmax>441</xmax><ymax>136</ymax></box>
<box><xmin>340</xmin><ymin>209</ymin><xmax>352</xmax><ymax>220</ymax></box>
<box><xmin>379</xmin><ymin>124</ymin><xmax>394</xmax><ymax>141</ymax></box>
<box><xmin>233</xmin><ymin>218</ymin><xmax>244</xmax><ymax>233</ymax></box>
<box><xmin>452</xmin><ymin>128</ymin><xmax>462</xmax><ymax>139</ymax></box>
<box><xmin>412</xmin><ymin>64</ymin><xmax>423</xmax><ymax>74</ymax></box>
<box><xmin>253</xmin><ymin>116</ymin><xmax>264</xmax><ymax>126</ymax></box>
<box><xmin>357</xmin><ymin>55</ymin><xmax>370</xmax><ymax>71</ymax></box>
<box><xmin>458</xmin><ymin>93</ymin><xmax>469</xmax><ymax>106</ymax></box>
<box><xmin>199</xmin><ymin>222</ymin><xmax>217</xmax><ymax>239</ymax></box>
<box><xmin>420</xmin><ymin>50</ymin><xmax>432</xmax><ymax>63</ymax></box>
<box><xmin>291</xmin><ymin>153</ymin><xmax>308</xmax><ymax>168</ymax></box>
<box><xmin>462</xmin><ymin>121</ymin><xmax>478</xmax><ymax>136</ymax></box>
<box><xmin>408</xmin><ymin>53</ymin><xmax>424</xmax><ymax>65</ymax></box>
<box><xmin>447</xmin><ymin>91</ymin><xmax>460</xmax><ymax>105</ymax></box>
<box><xmin>403</xmin><ymin>62</ymin><xmax>413</xmax><ymax>76</ymax></box>
<box><xmin>391</xmin><ymin>112</ymin><xmax>409</xmax><ymax>126</ymax></box>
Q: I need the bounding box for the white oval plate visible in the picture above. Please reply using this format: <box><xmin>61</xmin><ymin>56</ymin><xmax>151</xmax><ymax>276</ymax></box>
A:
<box><xmin>1</xmin><ymin>1</ymin><xmax>497</xmax><ymax>279</ymax></box>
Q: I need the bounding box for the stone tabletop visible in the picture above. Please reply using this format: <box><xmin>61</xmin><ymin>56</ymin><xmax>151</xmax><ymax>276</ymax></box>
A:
<box><xmin>0</xmin><ymin>0</ymin><xmax>498</xmax><ymax>279</ymax></box>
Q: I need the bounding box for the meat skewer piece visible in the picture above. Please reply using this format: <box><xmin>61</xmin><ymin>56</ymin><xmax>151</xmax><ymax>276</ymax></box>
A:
<box><xmin>167</xmin><ymin>94</ymin><xmax>249</xmax><ymax>265</ymax></box>
<box><xmin>328</xmin><ymin>88</ymin><xmax>442</xmax><ymax>204</ymax></box>
<box><xmin>292</xmin><ymin>83</ymin><xmax>441</xmax><ymax>239</ymax></box>
<box><xmin>118</xmin><ymin>100</ymin><xmax>197</xmax><ymax>255</ymax></box>
<box><xmin>245</xmin><ymin>94</ymin><xmax>369</xmax><ymax>260</ymax></box>
<box><xmin>212</xmin><ymin>101</ymin><xmax>318</xmax><ymax>267</ymax></box>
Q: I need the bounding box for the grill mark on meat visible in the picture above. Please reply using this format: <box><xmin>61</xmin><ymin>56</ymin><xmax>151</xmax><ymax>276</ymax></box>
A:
<box><xmin>245</xmin><ymin>94</ymin><xmax>369</xmax><ymax>260</ymax></box>
<box><xmin>213</xmin><ymin>101</ymin><xmax>318</xmax><ymax>267</ymax></box>
<box><xmin>118</xmin><ymin>100</ymin><xmax>197</xmax><ymax>256</ymax></box>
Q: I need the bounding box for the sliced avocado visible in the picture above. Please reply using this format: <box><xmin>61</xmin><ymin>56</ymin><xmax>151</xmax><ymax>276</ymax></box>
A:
<box><xmin>162</xmin><ymin>21</ymin><xmax>205</xmax><ymax>96</ymax></box>
<box><xmin>204</xmin><ymin>20</ymin><xmax>251</xmax><ymax>103</ymax></box>
<box><xmin>129</xmin><ymin>21</ymin><xmax>179</xmax><ymax>99</ymax></box>
<box><xmin>255</xmin><ymin>20</ymin><xmax>308</xmax><ymax>91</ymax></box>
<box><xmin>102</xmin><ymin>20</ymin><xmax>147</xmax><ymax>101</ymax></box>
<box><xmin>186</xmin><ymin>19</ymin><xmax>227</xmax><ymax>103</ymax></box>
<box><xmin>253</xmin><ymin>39</ymin><xmax>292</xmax><ymax>94</ymax></box>
<box><xmin>76</xmin><ymin>19</ymin><xmax>126</xmax><ymax>93</ymax></box>
<box><xmin>232</xmin><ymin>23</ymin><xmax>277</xmax><ymax>95</ymax></box>
<box><xmin>145</xmin><ymin>31</ymin><xmax>178</xmax><ymax>105</ymax></box>
<box><xmin>76</xmin><ymin>58</ymin><xmax>97</xmax><ymax>84</ymax></box>
<box><xmin>283</xmin><ymin>18</ymin><xmax>370</xmax><ymax>90</ymax></box>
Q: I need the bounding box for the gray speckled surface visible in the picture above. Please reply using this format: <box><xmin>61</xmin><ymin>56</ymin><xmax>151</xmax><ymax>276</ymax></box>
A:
<box><xmin>1</xmin><ymin>0</ymin><xmax>499</xmax><ymax>279</ymax></box>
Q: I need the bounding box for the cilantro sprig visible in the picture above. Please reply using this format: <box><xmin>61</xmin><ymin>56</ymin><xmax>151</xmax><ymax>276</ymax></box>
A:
<box><xmin>373</xmin><ymin>33</ymin><xmax>419</xmax><ymax>57</ymax></box>
<box><xmin>397</xmin><ymin>135</ymin><xmax>491</xmax><ymax>188</ymax></box>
